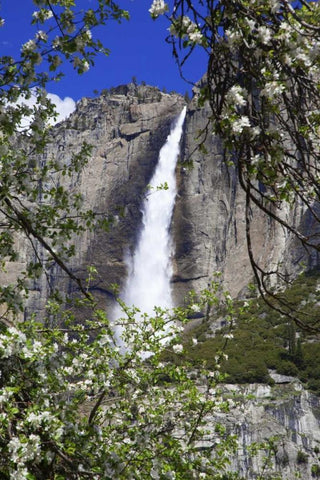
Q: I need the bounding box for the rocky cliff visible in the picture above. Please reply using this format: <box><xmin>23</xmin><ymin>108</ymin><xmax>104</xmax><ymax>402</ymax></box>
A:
<box><xmin>220</xmin><ymin>379</ymin><xmax>320</xmax><ymax>480</ymax></box>
<box><xmin>172</xmin><ymin>95</ymin><xmax>315</xmax><ymax>304</ymax></box>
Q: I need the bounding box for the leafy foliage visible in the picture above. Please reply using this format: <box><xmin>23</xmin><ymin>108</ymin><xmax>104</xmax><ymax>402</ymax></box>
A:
<box><xmin>182</xmin><ymin>271</ymin><xmax>320</xmax><ymax>394</ymax></box>
<box><xmin>0</xmin><ymin>292</ymin><xmax>241</xmax><ymax>479</ymax></box>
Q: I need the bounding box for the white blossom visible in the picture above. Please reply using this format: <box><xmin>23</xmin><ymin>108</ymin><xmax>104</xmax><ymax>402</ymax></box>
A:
<box><xmin>21</xmin><ymin>39</ymin><xmax>37</xmax><ymax>53</ymax></box>
<box><xmin>310</xmin><ymin>41</ymin><xmax>320</xmax><ymax>61</ymax></box>
<box><xmin>85</xmin><ymin>29</ymin><xmax>92</xmax><ymax>40</ymax></box>
<box><xmin>188</xmin><ymin>29</ymin><xmax>203</xmax><ymax>44</ymax></box>
<box><xmin>184</xmin><ymin>18</ymin><xmax>203</xmax><ymax>43</ymax></box>
<box><xmin>251</xmin><ymin>126</ymin><xmax>261</xmax><ymax>138</ymax></box>
<box><xmin>295</xmin><ymin>48</ymin><xmax>312</xmax><ymax>67</ymax></box>
<box><xmin>151</xmin><ymin>468</ymin><xmax>160</xmax><ymax>479</ymax></box>
<box><xmin>26</xmin><ymin>410</ymin><xmax>57</xmax><ymax>430</ymax></box>
<box><xmin>0</xmin><ymin>328</ymin><xmax>28</xmax><ymax>358</ymax></box>
<box><xmin>261</xmin><ymin>81</ymin><xmax>285</xmax><ymax>99</ymax></box>
<box><xmin>0</xmin><ymin>388</ymin><xmax>14</xmax><ymax>405</ymax></box>
<box><xmin>278</xmin><ymin>21</ymin><xmax>292</xmax><ymax>43</ymax></box>
<box><xmin>32</xmin><ymin>9</ymin><xmax>53</xmax><ymax>21</ymax></box>
<box><xmin>52</xmin><ymin>36</ymin><xmax>61</xmax><ymax>49</ymax></box>
<box><xmin>226</xmin><ymin>29</ymin><xmax>242</xmax><ymax>48</ymax></box>
<box><xmin>174</xmin><ymin>324</ymin><xmax>184</xmax><ymax>333</ymax></box>
<box><xmin>245</xmin><ymin>18</ymin><xmax>256</xmax><ymax>32</ymax></box>
<box><xmin>8</xmin><ymin>434</ymin><xmax>41</xmax><ymax>464</ymax></box>
<box><xmin>32</xmin><ymin>340</ymin><xmax>43</xmax><ymax>354</ymax></box>
<box><xmin>172</xmin><ymin>343</ymin><xmax>183</xmax><ymax>354</ymax></box>
<box><xmin>82</xmin><ymin>60</ymin><xmax>90</xmax><ymax>72</ymax></box>
<box><xmin>224</xmin><ymin>333</ymin><xmax>234</xmax><ymax>340</ymax></box>
<box><xmin>149</xmin><ymin>0</ymin><xmax>168</xmax><ymax>18</ymax></box>
<box><xmin>270</xmin><ymin>0</ymin><xmax>281</xmax><ymax>14</ymax></box>
<box><xmin>8</xmin><ymin>327</ymin><xmax>26</xmax><ymax>343</ymax></box>
<box><xmin>36</xmin><ymin>30</ymin><xmax>48</xmax><ymax>42</ymax></box>
<box><xmin>231</xmin><ymin>116</ymin><xmax>251</xmax><ymax>134</ymax></box>
<box><xmin>164</xmin><ymin>471</ymin><xmax>176</xmax><ymax>479</ymax></box>
<box><xmin>98</xmin><ymin>333</ymin><xmax>110</xmax><ymax>345</ymax></box>
<box><xmin>257</xmin><ymin>25</ymin><xmax>272</xmax><ymax>45</ymax></box>
<box><xmin>11</xmin><ymin>467</ymin><xmax>30</xmax><ymax>480</ymax></box>
<box><xmin>225</xmin><ymin>85</ymin><xmax>247</xmax><ymax>107</ymax></box>
<box><xmin>169</xmin><ymin>16</ymin><xmax>203</xmax><ymax>44</ymax></box>
<box><xmin>190</xmin><ymin>303</ymin><xmax>201</xmax><ymax>313</ymax></box>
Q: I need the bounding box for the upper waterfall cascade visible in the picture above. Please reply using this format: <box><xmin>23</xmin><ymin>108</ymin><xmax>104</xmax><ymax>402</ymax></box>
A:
<box><xmin>121</xmin><ymin>107</ymin><xmax>186</xmax><ymax>315</ymax></box>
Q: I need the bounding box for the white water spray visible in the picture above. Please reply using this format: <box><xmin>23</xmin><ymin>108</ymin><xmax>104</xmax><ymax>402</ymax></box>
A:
<box><xmin>115</xmin><ymin>107</ymin><xmax>186</xmax><ymax>332</ymax></box>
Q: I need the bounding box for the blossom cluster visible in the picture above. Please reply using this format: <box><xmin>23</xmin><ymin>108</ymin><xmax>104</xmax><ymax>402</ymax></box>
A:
<box><xmin>32</xmin><ymin>9</ymin><xmax>53</xmax><ymax>21</ymax></box>
<box><xmin>0</xmin><ymin>288</ymin><xmax>236</xmax><ymax>479</ymax></box>
<box><xmin>169</xmin><ymin>15</ymin><xmax>204</xmax><ymax>44</ymax></box>
<box><xmin>149</xmin><ymin>0</ymin><xmax>168</xmax><ymax>18</ymax></box>
<box><xmin>225</xmin><ymin>85</ymin><xmax>247</xmax><ymax>108</ymax></box>
<box><xmin>21</xmin><ymin>39</ymin><xmax>37</xmax><ymax>54</ymax></box>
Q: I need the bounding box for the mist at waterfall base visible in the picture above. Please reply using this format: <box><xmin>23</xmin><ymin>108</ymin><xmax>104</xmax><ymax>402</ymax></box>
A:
<box><xmin>113</xmin><ymin>107</ymin><xmax>186</xmax><ymax>347</ymax></box>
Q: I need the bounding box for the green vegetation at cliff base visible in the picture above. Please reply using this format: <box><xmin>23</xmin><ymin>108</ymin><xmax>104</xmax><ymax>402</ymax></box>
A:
<box><xmin>169</xmin><ymin>270</ymin><xmax>320</xmax><ymax>395</ymax></box>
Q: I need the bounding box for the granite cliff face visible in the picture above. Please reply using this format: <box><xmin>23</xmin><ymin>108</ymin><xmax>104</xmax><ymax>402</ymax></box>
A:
<box><xmin>217</xmin><ymin>380</ymin><xmax>320</xmax><ymax>480</ymax></box>
<box><xmin>172</xmin><ymin>96</ymin><xmax>313</xmax><ymax>304</ymax></box>
<box><xmin>63</xmin><ymin>85</ymin><xmax>185</xmax><ymax>308</ymax></box>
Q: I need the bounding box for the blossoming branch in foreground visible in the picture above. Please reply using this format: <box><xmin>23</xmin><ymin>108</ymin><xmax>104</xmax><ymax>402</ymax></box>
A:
<box><xmin>231</xmin><ymin>116</ymin><xmax>251</xmax><ymax>134</ymax></box>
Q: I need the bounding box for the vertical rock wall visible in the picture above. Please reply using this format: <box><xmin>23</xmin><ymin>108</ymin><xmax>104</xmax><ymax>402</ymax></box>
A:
<box><xmin>172</xmin><ymin>96</ymin><xmax>312</xmax><ymax>304</ymax></box>
<box><xmin>221</xmin><ymin>381</ymin><xmax>320</xmax><ymax>480</ymax></box>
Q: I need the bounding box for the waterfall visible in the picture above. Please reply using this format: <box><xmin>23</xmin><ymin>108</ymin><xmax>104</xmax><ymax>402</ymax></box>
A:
<box><xmin>124</xmin><ymin>107</ymin><xmax>186</xmax><ymax>313</ymax></box>
<box><xmin>114</xmin><ymin>107</ymin><xmax>186</xmax><ymax>341</ymax></box>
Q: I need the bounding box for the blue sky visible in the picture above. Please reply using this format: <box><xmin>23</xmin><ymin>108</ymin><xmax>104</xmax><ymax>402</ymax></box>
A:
<box><xmin>0</xmin><ymin>0</ymin><xmax>206</xmax><ymax>103</ymax></box>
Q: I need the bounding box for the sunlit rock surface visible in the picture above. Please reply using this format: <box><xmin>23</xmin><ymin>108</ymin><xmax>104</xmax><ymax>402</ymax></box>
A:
<box><xmin>172</xmin><ymin>93</ymin><xmax>313</xmax><ymax>304</ymax></box>
<box><xmin>220</xmin><ymin>382</ymin><xmax>320</xmax><ymax>480</ymax></box>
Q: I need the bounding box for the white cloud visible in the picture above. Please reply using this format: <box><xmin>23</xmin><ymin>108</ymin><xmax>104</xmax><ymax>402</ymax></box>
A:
<box><xmin>47</xmin><ymin>93</ymin><xmax>76</xmax><ymax>124</ymax></box>
<box><xmin>14</xmin><ymin>90</ymin><xmax>76</xmax><ymax>128</ymax></box>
